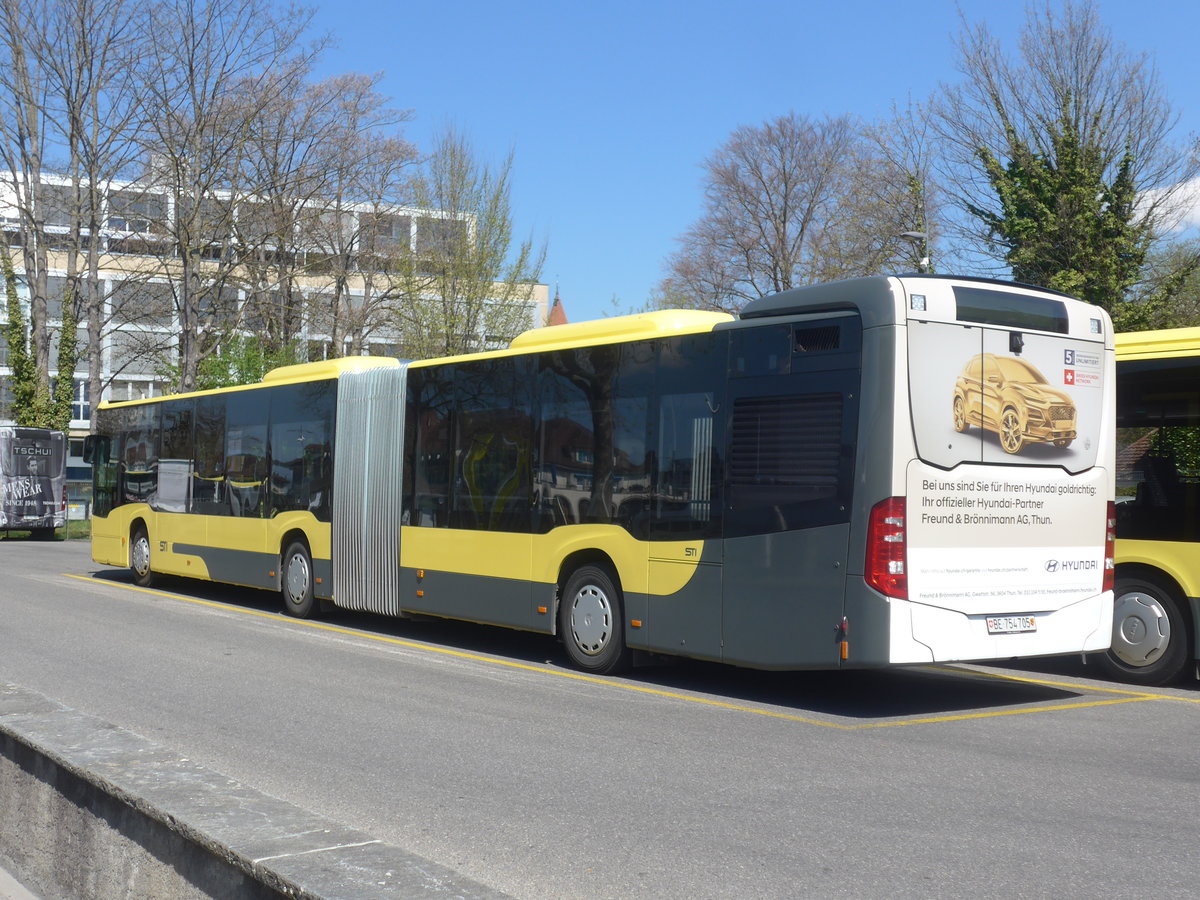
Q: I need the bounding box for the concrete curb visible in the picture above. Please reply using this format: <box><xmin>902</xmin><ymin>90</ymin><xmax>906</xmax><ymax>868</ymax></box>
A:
<box><xmin>0</xmin><ymin>683</ymin><xmax>509</xmax><ymax>899</ymax></box>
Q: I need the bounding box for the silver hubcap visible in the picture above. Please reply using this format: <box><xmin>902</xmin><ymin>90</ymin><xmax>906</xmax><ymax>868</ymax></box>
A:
<box><xmin>1111</xmin><ymin>590</ymin><xmax>1170</xmax><ymax>668</ymax></box>
<box><xmin>569</xmin><ymin>583</ymin><xmax>612</xmax><ymax>656</ymax></box>
<box><xmin>131</xmin><ymin>535</ymin><xmax>150</xmax><ymax>576</ymax></box>
<box><xmin>285</xmin><ymin>552</ymin><xmax>310</xmax><ymax>605</ymax></box>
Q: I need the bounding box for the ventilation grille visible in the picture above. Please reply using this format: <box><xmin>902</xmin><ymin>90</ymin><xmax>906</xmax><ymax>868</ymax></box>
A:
<box><xmin>730</xmin><ymin>393</ymin><xmax>843</xmax><ymax>488</ymax></box>
<box><xmin>793</xmin><ymin>325</ymin><xmax>840</xmax><ymax>353</ymax></box>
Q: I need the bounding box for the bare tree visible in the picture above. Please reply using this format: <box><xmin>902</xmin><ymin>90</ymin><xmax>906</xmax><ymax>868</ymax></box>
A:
<box><xmin>43</xmin><ymin>0</ymin><xmax>145</xmax><ymax>423</ymax></box>
<box><xmin>259</xmin><ymin>71</ymin><xmax>417</xmax><ymax>358</ymax></box>
<box><xmin>0</xmin><ymin>0</ymin><xmax>56</xmax><ymax>405</ymax></box>
<box><xmin>660</xmin><ymin>112</ymin><xmax>924</xmax><ymax>314</ymax></box>
<box><xmin>397</xmin><ymin>128</ymin><xmax>545</xmax><ymax>359</ymax></box>
<box><xmin>234</xmin><ymin>70</ymin><xmax>337</xmax><ymax>356</ymax></box>
<box><xmin>130</xmin><ymin>0</ymin><xmax>323</xmax><ymax>392</ymax></box>
<box><xmin>862</xmin><ymin>99</ymin><xmax>943</xmax><ymax>273</ymax></box>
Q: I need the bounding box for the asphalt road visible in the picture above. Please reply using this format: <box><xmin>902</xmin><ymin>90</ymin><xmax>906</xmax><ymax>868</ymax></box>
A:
<box><xmin>1</xmin><ymin>536</ymin><xmax>1198</xmax><ymax>899</ymax></box>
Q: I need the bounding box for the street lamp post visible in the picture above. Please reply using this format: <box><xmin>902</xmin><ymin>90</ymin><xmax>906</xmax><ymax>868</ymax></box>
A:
<box><xmin>899</xmin><ymin>231</ymin><xmax>930</xmax><ymax>274</ymax></box>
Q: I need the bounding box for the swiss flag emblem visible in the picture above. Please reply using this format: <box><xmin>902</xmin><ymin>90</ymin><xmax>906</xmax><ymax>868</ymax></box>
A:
<box><xmin>1064</xmin><ymin>369</ymin><xmax>1076</xmax><ymax>385</ymax></box>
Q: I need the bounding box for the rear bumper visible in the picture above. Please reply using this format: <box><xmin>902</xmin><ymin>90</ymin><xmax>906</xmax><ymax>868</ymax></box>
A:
<box><xmin>893</xmin><ymin>590</ymin><xmax>1113</xmax><ymax>663</ymax></box>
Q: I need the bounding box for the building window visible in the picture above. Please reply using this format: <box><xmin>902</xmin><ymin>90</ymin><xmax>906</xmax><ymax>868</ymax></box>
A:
<box><xmin>72</xmin><ymin>380</ymin><xmax>89</xmax><ymax>422</ymax></box>
<box><xmin>107</xmin><ymin>190</ymin><xmax>165</xmax><ymax>234</ymax></box>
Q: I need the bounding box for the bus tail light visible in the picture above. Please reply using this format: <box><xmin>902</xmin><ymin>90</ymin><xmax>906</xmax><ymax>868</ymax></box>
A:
<box><xmin>866</xmin><ymin>497</ymin><xmax>907</xmax><ymax>600</ymax></box>
<box><xmin>61</xmin><ymin>485</ymin><xmax>68</xmax><ymax>513</ymax></box>
<box><xmin>1103</xmin><ymin>501</ymin><xmax>1115</xmax><ymax>593</ymax></box>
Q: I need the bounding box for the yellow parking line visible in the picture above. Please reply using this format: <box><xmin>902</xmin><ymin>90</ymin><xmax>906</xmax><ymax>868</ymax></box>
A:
<box><xmin>64</xmin><ymin>574</ymin><xmax>1196</xmax><ymax>726</ymax></box>
<box><xmin>927</xmin><ymin>663</ymin><xmax>1200</xmax><ymax>703</ymax></box>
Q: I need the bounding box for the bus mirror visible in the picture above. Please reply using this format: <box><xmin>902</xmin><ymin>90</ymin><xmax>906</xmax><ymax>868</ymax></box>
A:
<box><xmin>83</xmin><ymin>434</ymin><xmax>107</xmax><ymax>464</ymax></box>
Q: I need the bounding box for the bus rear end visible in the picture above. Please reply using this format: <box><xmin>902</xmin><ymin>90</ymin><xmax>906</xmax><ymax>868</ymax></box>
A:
<box><xmin>0</xmin><ymin>427</ymin><xmax>67</xmax><ymax>534</ymax></box>
<box><xmin>885</xmin><ymin>277</ymin><xmax>1114</xmax><ymax>664</ymax></box>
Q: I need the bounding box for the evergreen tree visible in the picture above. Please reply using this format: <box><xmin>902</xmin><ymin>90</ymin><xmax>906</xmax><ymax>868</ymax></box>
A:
<box><xmin>967</xmin><ymin>98</ymin><xmax>1158</xmax><ymax>329</ymax></box>
<box><xmin>51</xmin><ymin>286</ymin><xmax>79</xmax><ymax>431</ymax></box>
<box><xmin>3</xmin><ymin>246</ymin><xmax>44</xmax><ymax>425</ymax></box>
<box><xmin>939</xmin><ymin>1</ymin><xmax>1200</xmax><ymax>329</ymax></box>
<box><xmin>3</xmin><ymin>247</ymin><xmax>76</xmax><ymax>428</ymax></box>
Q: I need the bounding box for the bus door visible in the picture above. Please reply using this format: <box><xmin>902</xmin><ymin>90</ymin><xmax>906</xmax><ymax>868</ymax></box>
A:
<box><xmin>645</xmin><ymin>331</ymin><xmax>728</xmax><ymax>661</ymax></box>
<box><xmin>720</xmin><ymin>319</ymin><xmax>860</xmax><ymax>668</ymax></box>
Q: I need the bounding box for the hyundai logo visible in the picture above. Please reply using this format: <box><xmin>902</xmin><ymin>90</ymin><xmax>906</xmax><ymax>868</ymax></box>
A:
<box><xmin>1045</xmin><ymin>559</ymin><xmax>1060</xmax><ymax>572</ymax></box>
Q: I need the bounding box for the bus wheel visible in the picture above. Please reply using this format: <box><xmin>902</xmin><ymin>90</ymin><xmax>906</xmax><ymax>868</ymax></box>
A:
<box><xmin>1099</xmin><ymin>576</ymin><xmax>1190</xmax><ymax>685</ymax></box>
<box><xmin>281</xmin><ymin>540</ymin><xmax>317</xmax><ymax>619</ymax></box>
<box><xmin>952</xmin><ymin>396</ymin><xmax>968</xmax><ymax>432</ymax></box>
<box><xmin>560</xmin><ymin>565</ymin><xmax>631</xmax><ymax>675</ymax></box>
<box><xmin>999</xmin><ymin>408</ymin><xmax>1024</xmax><ymax>454</ymax></box>
<box><xmin>130</xmin><ymin>527</ymin><xmax>154</xmax><ymax>587</ymax></box>
<box><xmin>30</xmin><ymin>527</ymin><xmax>57</xmax><ymax>541</ymax></box>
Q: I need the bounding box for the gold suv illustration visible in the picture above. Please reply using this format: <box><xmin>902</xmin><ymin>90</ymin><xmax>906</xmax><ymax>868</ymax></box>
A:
<box><xmin>952</xmin><ymin>353</ymin><xmax>1076</xmax><ymax>454</ymax></box>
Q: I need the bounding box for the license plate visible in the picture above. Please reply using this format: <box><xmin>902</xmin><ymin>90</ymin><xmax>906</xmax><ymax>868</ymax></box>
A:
<box><xmin>986</xmin><ymin>615</ymin><xmax>1036</xmax><ymax>635</ymax></box>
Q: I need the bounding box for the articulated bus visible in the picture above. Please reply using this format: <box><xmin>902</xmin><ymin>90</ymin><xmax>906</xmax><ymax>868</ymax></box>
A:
<box><xmin>0</xmin><ymin>426</ymin><xmax>67</xmax><ymax>538</ymax></box>
<box><xmin>86</xmin><ymin>275</ymin><xmax>1115</xmax><ymax>674</ymax></box>
<box><xmin>1107</xmin><ymin>327</ymin><xmax>1200</xmax><ymax>684</ymax></box>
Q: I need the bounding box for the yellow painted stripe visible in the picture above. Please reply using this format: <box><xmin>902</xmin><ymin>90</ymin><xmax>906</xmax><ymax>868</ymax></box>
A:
<box><xmin>63</xmin><ymin>575</ymin><xmax>1198</xmax><ymax>726</ymax></box>
<box><xmin>926</xmin><ymin>663</ymin><xmax>1200</xmax><ymax>705</ymax></box>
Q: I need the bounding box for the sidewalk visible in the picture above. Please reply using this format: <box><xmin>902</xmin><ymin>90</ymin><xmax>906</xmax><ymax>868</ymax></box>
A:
<box><xmin>0</xmin><ymin>864</ymin><xmax>37</xmax><ymax>900</ymax></box>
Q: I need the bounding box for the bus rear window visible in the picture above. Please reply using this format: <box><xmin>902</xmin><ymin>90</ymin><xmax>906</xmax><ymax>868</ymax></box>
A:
<box><xmin>954</xmin><ymin>286</ymin><xmax>1069</xmax><ymax>334</ymax></box>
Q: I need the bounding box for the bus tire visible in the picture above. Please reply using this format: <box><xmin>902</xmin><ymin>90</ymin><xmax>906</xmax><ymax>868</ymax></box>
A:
<box><xmin>30</xmin><ymin>527</ymin><xmax>57</xmax><ymax>541</ymax></box>
<box><xmin>281</xmin><ymin>540</ymin><xmax>317</xmax><ymax>619</ymax></box>
<box><xmin>1099</xmin><ymin>575</ymin><xmax>1190</xmax><ymax>685</ymax></box>
<box><xmin>560</xmin><ymin>564</ymin><xmax>631</xmax><ymax>675</ymax></box>
<box><xmin>130</xmin><ymin>527</ymin><xmax>154</xmax><ymax>587</ymax></box>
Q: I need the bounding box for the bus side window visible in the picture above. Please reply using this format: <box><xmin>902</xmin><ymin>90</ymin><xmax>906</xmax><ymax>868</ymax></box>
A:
<box><xmin>268</xmin><ymin>380</ymin><xmax>334</xmax><ymax>522</ymax></box>
<box><xmin>121</xmin><ymin>404</ymin><xmax>160</xmax><ymax>506</ymax></box>
<box><xmin>192</xmin><ymin>396</ymin><xmax>226</xmax><ymax>515</ymax></box>
<box><xmin>156</xmin><ymin>398</ymin><xmax>194</xmax><ymax>513</ymax></box>
<box><xmin>652</xmin><ymin>332</ymin><xmax>727</xmax><ymax>541</ymax></box>
<box><xmin>452</xmin><ymin>357</ymin><xmax>533</xmax><ymax>534</ymax></box>
<box><xmin>411</xmin><ymin>368</ymin><xmax>453</xmax><ymax>527</ymax></box>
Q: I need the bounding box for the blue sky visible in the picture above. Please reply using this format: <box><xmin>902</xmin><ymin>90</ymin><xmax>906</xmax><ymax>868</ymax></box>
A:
<box><xmin>309</xmin><ymin>0</ymin><xmax>1200</xmax><ymax>324</ymax></box>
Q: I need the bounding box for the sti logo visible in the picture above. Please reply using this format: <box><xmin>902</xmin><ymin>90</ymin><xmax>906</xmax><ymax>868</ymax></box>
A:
<box><xmin>1064</xmin><ymin>369</ymin><xmax>1076</xmax><ymax>385</ymax></box>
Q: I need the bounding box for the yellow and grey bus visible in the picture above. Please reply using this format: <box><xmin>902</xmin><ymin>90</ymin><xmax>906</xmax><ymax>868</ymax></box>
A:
<box><xmin>86</xmin><ymin>275</ymin><xmax>1116</xmax><ymax>674</ymax></box>
<box><xmin>1106</xmin><ymin>327</ymin><xmax>1200</xmax><ymax>684</ymax></box>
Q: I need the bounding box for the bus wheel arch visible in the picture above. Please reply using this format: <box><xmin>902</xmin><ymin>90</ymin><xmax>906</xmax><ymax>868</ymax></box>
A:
<box><xmin>129</xmin><ymin>520</ymin><xmax>154</xmax><ymax>588</ymax></box>
<box><xmin>557</xmin><ymin>553</ymin><xmax>632</xmax><ymax>675</ymax></box>
<box><xmin>280</xmin><ymin>534</ymin><xmax>317</xmax><ymax>619</ymax></box>
<box><xmin>1099</xmin><ymin>565</ymin><xmax>1192</xmax><ymax>685</ymax></box>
